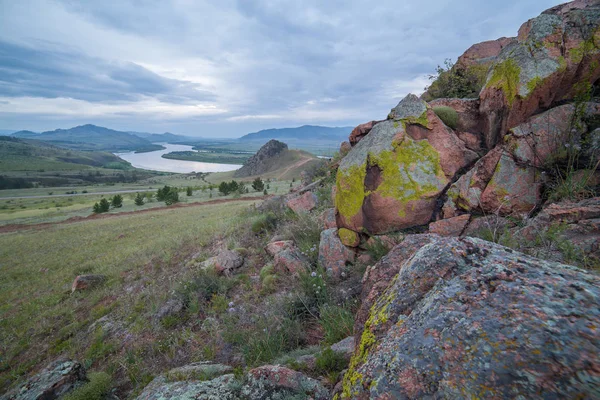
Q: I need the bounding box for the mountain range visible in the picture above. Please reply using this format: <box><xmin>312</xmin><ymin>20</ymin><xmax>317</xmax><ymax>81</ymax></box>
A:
<box><xmin>239</xmin><ymin>125</ymin><xmax>352</xmax><ymax>142</ymax></box>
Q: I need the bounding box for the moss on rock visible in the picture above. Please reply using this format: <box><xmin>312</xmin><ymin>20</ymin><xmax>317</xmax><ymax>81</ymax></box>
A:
<box><xmin>486</xmin><ymin>58</ymin><xmax>521</xmax><ymax>106</ymax></box>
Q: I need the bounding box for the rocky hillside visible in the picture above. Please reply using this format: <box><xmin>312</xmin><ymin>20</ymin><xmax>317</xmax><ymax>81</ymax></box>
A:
<box><xmin>4</xmin><ymin>2</ymin><xmax>600</xmax><ymax>400</ymax></box>
<box><xmin>234</xmin><ymin>139</ymin><xmax>325</xmax><ymax>179</ymax></box>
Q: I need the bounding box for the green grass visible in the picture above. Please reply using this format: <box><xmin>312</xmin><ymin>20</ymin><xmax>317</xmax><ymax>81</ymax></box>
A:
<box><xmin>0</xmin><ymin>200</ymin><xmax>257</xmax><ymax>392</ymax></box>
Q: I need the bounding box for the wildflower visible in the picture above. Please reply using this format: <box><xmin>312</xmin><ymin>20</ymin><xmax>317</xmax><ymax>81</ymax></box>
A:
<box><xmin>227</xmin><ymin>307</ymin><xmax>236</xmax><ymax>313</ymax></box>
<box><xmin>228</xmin><ymin>301</ymin><xmax>235</xmax><ymax>307</ymax></box>
<box><xmin>573</xmin><ymin>144</ymin><xmax>582</xmax><ymax>151</ymax></box>
<box><xmin>565</xmin><ymin>143</ymin><xmax>571</xmax><ymax>148</ymax></box>
<box><xmin>311</xmin><ymin>271</ymin><xmax>317</xmax><ymax>277</ymax></box>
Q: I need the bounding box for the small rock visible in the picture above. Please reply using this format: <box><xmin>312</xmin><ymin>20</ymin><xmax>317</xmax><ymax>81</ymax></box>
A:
<box><xmin>155</xmin><ymin>297</ymin><xmax>185</xmax><ymax>322</ymax></box>
<box><xmin>330</xmin><ymin>336</ymin><xmax>355</xmax><ymax>359</ymax></box>
<box><xmin>264</xmin><ymin>240</ymin><xmax>295</xmax><ymax>257</ymax></box>
<box><xmin>71</xmin><ymin>274</ymin><xmax>106</xmax><ymax>293</ymax></box>
<box><xmin>318</xmin><ymin>229</ymin><xmax>355</xmax><ymax>280</ymax></box>
<box><xmin>338</xmin><ymin>228</ymin><xmax>360</xmax><ymax>247</ymax></box>
<box><xmin>428</xmin><ymin>214</ymin><xmax>471</xmax><ymax>236</ymax></box>
<box><xmin>286</xmin><ymin>191</ymin><xmax>318</xmax><ymax>214</ymax></box>
<box><xmin>244</xmin><ymin>365</ymin><xmax>329</xmax><ymax>400</ymax></box>
<box><xmin>274</xmin><ymin>248</ymin><xmax>309</xmax><ymax>275</ymax></box>
<box><xmin>318</xmin><ymin>208</ymin><xmax>337</xmax><ymax>230</ymax></box>
<box><xmin>201</xmin><ymin>250</ymin><xmax>244</xmax><ymax>275</ymax></box>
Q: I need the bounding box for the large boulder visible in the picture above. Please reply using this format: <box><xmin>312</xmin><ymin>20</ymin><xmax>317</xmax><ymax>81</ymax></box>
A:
<box><xmin>456</xmin><ymin>37</ymin><xmax>517</xmax><ymax>68</ymax></box>
<box><xmin>335</xmin><ymin>94</ymin><xmax>478</xmax><ymax>234</ymax></box>
<box><xmin>349</xmin><ymin>120</ymin><xmax>384</xmax><ymax>146</ymax></box>
<box><xmin>479</xmin><ymin>0</ymin><xmax>600</xmax><ymax>149</ymax></box>
<box><xmin>2</xmin><ymin>359</ymin><xmax>87</xmax><ymax>400</ymax></box>
<box><xmin>342</xmin><ymin>234</ymin><xmax>600</xmax><ymax>399</ymax></box>
<box><xmin>318</xmin><ymin>228</ymin><xmax>356</xmax><ymax>279</ymax></box>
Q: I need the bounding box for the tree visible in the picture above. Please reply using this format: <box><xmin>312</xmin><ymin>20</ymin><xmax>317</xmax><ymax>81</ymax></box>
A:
<box><xmin>157</xmin><ymin>185</ymin><xmax>179</xmax><ymax>205</ymax></box>
<box><xmin>93</xmin><ymin>198</ymin><xmax>111</xmax><ymax>213</ymax></box>
<box><xmin>111</xmin><ymin>194</ymin><xmax>123</xmax><ymax>208</ymax></box>
<box><xmin>252</xmin><ymin>177</ymin><xmax>265</xmax><ymax>192</ymax></box>
<box><xmin>263</xmin><ymin>189</ymin><xmax>268</xmax><ymax>195</ymax></box>
<box><xmin>237</xmin><ymin>182</ymin><xmax>246</xmax><ymax>195</ymax></box>
<box><xmin>423</xmin><ymin>58</ymin><xmax>488</xmax><ymax>101</ymax></box>
<box><xmin>186</xmin><ymin>187</ymin><xmax>193</xmax><ymax>196</ymax></box>
<box><xmin>218</xmin><ymin>181</ymin><xmax>230</xmax><ymax>196</ymax></box>
<box><xmin>228</xmin><ymin>180</ymin><xmax>239</xmax><ymax>193</ymax></box>
<box><xmin>134</xmin><ymin>193</ymin><xmax>144</xmax><ymax>206</ymax></box>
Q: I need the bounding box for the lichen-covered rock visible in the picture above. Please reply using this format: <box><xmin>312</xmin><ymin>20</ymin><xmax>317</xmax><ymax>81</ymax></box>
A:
<box><xmin>135</xmin><ymin>373</ymin><xmax>237</xmax><ymax>400</ymax></box>
<box><xmin>335</xmin><ymin>94</ymin><xmax>478</xmax><ymax>234</ymax></box>
<box><xmin>285</xmin><ymin>191</ymin><xmax>318</xmax><ymax>214</ymax></box>
<box><xmin>318</xmin><ymin>228</ymin><xmax>355</xmax><ymax>279</ymax></box>
<box><xmin>349</xmin><ymin>120</ymin><xmax>384</xmax><ymax>146</ymax></box>
<box><xmin>71</xmin><ymin>274</ymin><xmax>106</xmax><ymax>292</ymax></box>
<box><xmin>1</xmin><ymin>359</ymin><xmax>87</xmax><ymax>400</ymax></box>
<box><xmin>338</xmin><ymin>227</ymin><xmax>360</xmax><ymax>247</ymax></box>
<box><xmin>273</xmin><ymin>247</ymin><xmax>309</xmax><ymax>275</ymax></box>
<box><xmin>264</xmin><ymin>240</ymin><xmax>294</xmax><ymax>257</ymax></box>
<box><xmin>456</xmin><ymin>37</ymin><xmax>517</xmax><ymax>67</ymax></box>
<box><xmin>243</xmin><ymin>365</ymin><xmax>329</xmax><ymax>400</ymax></box>
<box><xmin>343</xmin><ymin>234</ymin><xmax>600</xmax><ymax>399</ymax></box>
<box><xmin>479</xmin><ymin>0</ymin><xmax>600</xmax><ymax>149</ymax></box>
<box><xmin>428</xmin><ymin>214</ymin><xmax>470</xmax><ymax>236</ymax></box>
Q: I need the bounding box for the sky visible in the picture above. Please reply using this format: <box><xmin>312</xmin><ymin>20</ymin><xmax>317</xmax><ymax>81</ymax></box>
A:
<box><xmin>0</xmin><ymin>0</ymin><xmax>565</xmax><ymax>138</ymax></box>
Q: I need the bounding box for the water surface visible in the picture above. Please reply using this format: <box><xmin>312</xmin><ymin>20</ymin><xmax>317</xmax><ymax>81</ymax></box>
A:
<box><xmin>115</xmin><ymin>143</ymin><xmax>242</xmax><ymax>173</ymax></box>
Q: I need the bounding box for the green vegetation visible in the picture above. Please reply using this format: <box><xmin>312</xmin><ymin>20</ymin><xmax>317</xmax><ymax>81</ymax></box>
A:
<box><xmin>162</xmin><ymin>150</ymin><xmax>249</xmax><ymax>165</ymax></box>
<box><xmin>62</xmin><ymin>372</ymin><xmax>112</xmax><ymax>400</ymax></box>
<box><xmin>485</xmin><ymin>58</ymin><xmax>521</xmax><ymax>106</ymax></box>
<box><xmin>319</xmin><ymin>304</ymin><xmax>354</xmax><ymax>345</ymax></box>
<box><xmin>251</xmin><ymin>177</ymin><xmax>265</xmax><ymax>192</ymax></box>
<box><xmin>433</xmin><ymin>106</ymin><xmax>459</xmax><ymax>129</ymax></box>
<box><xmin>92</xmin><ymin>198</ymin><xmax>110</xmax><ymax>213</ymax></box>
<box><xmin>110</xmin><ymin>194</ymin><xmax>123</xmax><ymax>208</ymax></box>
<box><xmin>423</xmin><ymin>58</ymin><xmax>488</xmax><ymax>101</ymax></box>
<box><xmin>156</xmin><ymin>185</ymin><xmax>180</xmax><ymax>205</ymax></box>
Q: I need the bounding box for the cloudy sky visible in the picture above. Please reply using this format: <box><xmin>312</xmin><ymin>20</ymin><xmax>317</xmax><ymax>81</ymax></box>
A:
<box><xmin>0</xmin><ymin>0</ymin><xmax>563</xmax><ymax>137</ymax></box>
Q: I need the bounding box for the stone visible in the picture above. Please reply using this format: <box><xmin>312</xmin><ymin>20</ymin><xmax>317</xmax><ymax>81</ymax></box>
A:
<box><xmin>343</xmin><ymin>234</ymin><xmax>600</xmax><ymax>399</ymax></box>
<box><xmin>273</xmin><ymin>247</ymin><xmax>309</xmax><ymax>275</ymax></box>
<box><xmin>234</xmin><ymin>139</ymin><xmax>288</xmax><ymax>178</ymax></box>
<box><xmin>71</xmin><ymin>274</ymin><xmax>106</xmax><ymax>293</ymax></box>
<box><xmin>264</xmin><ymin>240</ymin><xmax>295</xmax><ymax>257</ymax></box>
<box><xmin>155</xmin><ymin>297</ymin><xmax>185</xmax><ymax>322</ymax></box>
<box><xmin>336</xmin><ymin>94</ymin><xmax>478</xmax><ymax>234</ymax></box>
<box><xmin>456</xmin><ymin>37</ymin><xmax>517</xmax><ymax>67</ymax></box>
<box><xmin>163</xmin><ymin>362</ymin><xmax>233</xmax><ymax>382</ymax></box>
<box><xmin>318</xmin><ymin>208</ymin><xmax>337</xmax><ymax>230</ymax></box>
<box><xmin>428</xmin><ymin>214</ymin><xmax>470</xmax><ymax>236</ymax></box>
<box><xmin>318</xmin><ymin>228</ymin><xmax>356</xmax><ymax>279</ymax></box>
<box><xmin>479</xmin><ymin>0</ymin><xmax>600</xmax><ymax>150</ymax></box>
<box><xmin>349</xmin><ymin>120</ymin><xmax>384</xmax><ymax>146</ymax></box>
<box><xmin>339</xmin><ymin>140</ymin><xmax>352</xmax><ymax>155</ymax></box>
<box><xmin>136</xmin><ymin>370</ymin><xmax>236</xmax><ymax>400</ymax></box>
<box><xmin>462</xmin><ymin>215</ymin><xmax>515</xmax><ymax>238</ymax></box>
<box><xmin>244</xmin><ymin>365</ymin><xmax>329</xmax><ymax>400</ymax></box>
<box><xmin>330</xmin><ymin>336</ymin><xmax>355</xmax><ymax>359</ymax></box>
<box><xmin>338</xmin><ymin>227</ymin><xmax>360</xmax><ymax>247</ymax></box>
<box><xmin>2</xmin><ymin>359</ymin><xmax>87</xmax><ymax>400</ymax></box>
<box><xmin>201</xmin><ymin>250</ymin><xmax>244</xmax><ymax>275</ymax></box>
<box><xmin>285</xmin><ymin>191</ymin><xmax>318</xmax><ymax>214</ymax></box>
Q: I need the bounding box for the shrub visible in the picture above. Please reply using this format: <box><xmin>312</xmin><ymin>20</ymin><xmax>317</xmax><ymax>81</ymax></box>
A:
<box><xmin>93</xmin><ymin>198</ymin><xmax>110</xmax><ymax>213</ymax></box>
<box><xmin>315</xmin><ymin>347</ymin><xmax>348</xmax><ymax>382</ymax></box>
<box><xmin>423</xmin><ymin>59</ymin><xmax>488</xmax><ymax>100</ymax></box>
<box><xmin>433</xmin><ymin>106</ymin><xmax>459</xmax><ymax>130</ymax></box>
<box><xmin>186</xmin><ymin>187</ymin><xmax>193</xmax><ymax>196</ymax></box>
<box><xmin>157</xmin><ymin>185</ymin><xmax>179</xmax><ymax>205</ymax></box>
<box><xmin>110</xmin><ymin>194</ymin><xmax>123</xmax><ymax>208</ymax></box>
<box><xmin>134</xmin><ymin>193</ymin><xmax>144</xmax><ymax>206</ymax></box>
<box><xmin>318</xmin><ymin>304</ymin><xmax>354</xmax><ymax>345</ymax></box>
<box><xmin>251</xmin><ymin>212</ymin><xmax>278</xmax><ymax>234</ymax></box>
<box><xmin>252</xmin><ymin>177</ymin><xmax>265</xmax><ymax>192</ymax></box>
<box><xmin>62</xmin><ymin>372</ymin><xmax>112</xmax><ymax>400</ymax></box>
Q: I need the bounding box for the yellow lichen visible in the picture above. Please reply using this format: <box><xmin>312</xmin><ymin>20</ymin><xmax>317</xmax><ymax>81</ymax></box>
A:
<box><xmin>335</xmin><ymin>163</ymin><xmax>367</xmax><ymax>221</ymax></box>
<box><xmin>338</xmin><ymin>228</ymin><xmax>359</xmax><ymax>246</ymax></box>
<box><xmin>486</xmin><ymin>59</ymin><xmax>521</xmax><ymax>106</ymax></box>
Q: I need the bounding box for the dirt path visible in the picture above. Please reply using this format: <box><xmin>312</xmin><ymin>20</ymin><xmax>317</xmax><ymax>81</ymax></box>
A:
<box><xmin>0</xmin><ymin>196</ymin><xmax>268</xmax><ymax>234</ymax></box>
<box><xmin>277</xmin><ymin>156</ymin><xmax>314</xmax><ymax>180</ymax></box>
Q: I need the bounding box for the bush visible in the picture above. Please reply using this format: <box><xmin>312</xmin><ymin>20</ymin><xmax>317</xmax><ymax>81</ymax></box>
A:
<box><xmin>186</xmin><ymin>187</ymin><xmax>193</xmax><ymax>196</ymax></box>
<box><xmin>433</xmin><ymin>106</ymin><xmax>459</xmax><ymax>130</ymax></box>
<box><xmin>423</xmin><ymin>59</ymin><xmax>487</xmax><ymax>100</ymax></box>
<box><xmin>134</xmin><ymin>193</ymin><xmax>144</xmax><ymax>206</ymax></box>
<box><xmin>93</xmin><ymin>198</ymin><xmax>110</xmax><ymax>213</ymax></box>
<box><xmin>252</xmin><ymin>177</ymin><xmax>265</xmax><ymax>192</ymax></box>
<box><xmin>157</xmin><ymin>185</ymin><xmax>179</xmax><ymax>205</ymax></box>
<box><xmin>110</xmin><ymin>194</ymin><xmax>123</xmax><ymax>208</ymax></box>
<box><xmin>62</xmin><ymin>372</ymin><xmax>112</xmax><ymax>400</ymax></box>
<box><xmin>319</xmin><ymin>304</ymin><xmax>354</xmax><ymax>345</ymax></box>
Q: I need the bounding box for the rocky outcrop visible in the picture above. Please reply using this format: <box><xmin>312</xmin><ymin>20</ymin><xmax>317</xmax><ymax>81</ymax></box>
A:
<box><xmin>233</xmin><ymin>139</ymin><xmax>288</xmax><ymax>178</ymax></box>
<box><xmin>479</xmin><ymin>0</ymin><xmax>600</xmax><ymax>149</ymax></box>
<box><xmin>349</xmin><ymin>120</ymin><xmax>384</xmax><ymax>146</ymax></box>
<box><xmin>343</xmin><ymin>234</ymin><xmax>600</xmax><ymax>399</ymax></box>
<box><xmin>456</xmin><ymin>37</ymin><xmax>517</xmax><ymax>67</ymax></box>
<box><xmin>136</xmin><ymin>364</ymin><xmax>328</xmax><ymax>400</ymax></box>
<box><xmin>2</xmin><ymin>359</ymin><xmax>87</xmax><ymax>400</ymax></box>
<box><xmin>285</xmin><ymin>191</ymin><xmax>318</xmax><ymax>214</ymax></box>
<box><xmin>335</xmin><ymin>94</ymin><xmax>478</xmax><ymax>234</ymax></box>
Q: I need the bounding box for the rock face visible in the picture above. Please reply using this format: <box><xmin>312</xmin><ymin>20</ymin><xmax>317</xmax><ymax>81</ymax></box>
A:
<box><xmin>2</xmin><ymin>359</ymin><xmax>87</xmax><ymax>400</ymax></box>
<box><xmin>342</xmin><ymin>235</ymin><xmax>600</xmax><ymax>399</ymax></box>
<box><xmin>318</xmin><ymin>228</ymin><xmax>356</xmax><ymax>279</ymax></box>
<box><xmin>233</xmin><ymin>139</ymin><xmax>288</xmax><ymax>178</ymax></box>
<box><xmin>335</xmin><ymin>94</ymin><xmax>478</xmax><ymax>234</ymax></box>
<box><xmin>349</xmin><ymin>120</ymin><xmax>384</xmax><ymax>146</ymax></box>
<box><xmin>71</xmin><ymin>274</ymin><xmax>106</xmax><ymax>292</ymax></box>
<box><xmin>456</xmin><ymin>37</ymin><xmax>517</xmax><ymax>67</ymax></box>
<box><xmin>479</xmin><ymin>0</ymin><xmax>600</xmax><ymax>149</ymax></box>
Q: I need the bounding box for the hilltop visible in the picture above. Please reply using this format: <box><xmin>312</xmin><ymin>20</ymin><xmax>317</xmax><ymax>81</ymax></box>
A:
<box><xmin>11</xmin><ymin>124</ymin><xmax>164</xmax><ymax>153</ymax></box>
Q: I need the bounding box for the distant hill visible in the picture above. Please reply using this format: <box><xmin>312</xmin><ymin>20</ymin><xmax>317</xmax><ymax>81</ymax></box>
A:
<box><xmin>128</xmin><ymin>131</ymin><xmax>192</xmax><ymax>143</ymax></box>
<box><xmin>233</xmin><ymin>139</ymin><xmax>325</xmax><ymax>180</ymax></box>
<box><xmin>11</xmin><ymin>124</ymin><xmax>164</xmax><ymax>152</ymax></box>
<box><xmin>0</xmin><ymin>129</ymin><xmax>16</xmax><ymax>136</ymax></box>
<box><xmin>239</xmin><ymin>125</ymin><xmax>352</xmax><ymax>144</ymax></box>
<box><xmin>0</xmin><ymin>136</ymin><xmax>131</xmax><ymax>172</ymax></box>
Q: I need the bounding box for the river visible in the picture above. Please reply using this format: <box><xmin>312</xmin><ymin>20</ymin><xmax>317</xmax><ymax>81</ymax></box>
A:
<box><xmin>115</xmin><ymin>143</ymin><xmax>242</xmax><ymax>173</ymax></box>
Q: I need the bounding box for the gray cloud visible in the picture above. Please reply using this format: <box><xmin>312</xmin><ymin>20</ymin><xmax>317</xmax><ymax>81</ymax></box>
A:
<box><xmin>0</xmin><ymin>0</ymin><xmax>565</xmax><ymax>136</ymax></box>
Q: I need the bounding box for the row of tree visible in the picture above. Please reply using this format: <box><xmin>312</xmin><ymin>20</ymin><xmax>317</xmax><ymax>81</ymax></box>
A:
<box><xmin>92</xmin><ymin>194</ymin><xmax>122</xmax><ymax>213</ymax></box>
<box><xmin>218</xmin><ymin>177</ymin><xmax>267</xmax><ymax>196</ymax></box>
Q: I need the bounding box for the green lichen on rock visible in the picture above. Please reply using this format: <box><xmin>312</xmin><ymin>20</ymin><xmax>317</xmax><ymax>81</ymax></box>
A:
<box><xmin>401</xmin><ymin>110</ymin><xmax>430</xmax><ymax>129</ymax></box>
<box><xmin>569</xmin><ymin>31</ymin><xmax>600</xmax><ymax>64</ymax></box>
<box><xmin>486</xmin><ymin>58</ymin><xmax>521</xmax><ymax>106</ymax></box>
<box><xmin>335</xmin><ymin>163</ymin><xmax>367</xmax><ymax>221</ymax></box>
<box><xmin>368</xmin><ymin>138</ymin><xmax>445</xmax><ymax>217</ymax></box>
<box><xmin>525</xmin><ymin>76</ymin><xmax>544</xmax><ymax>95</ymax></box>
<box><xmin>338</xmin><ymin>227</ymin><xmax>359</xmax><ymax>247</ymax></box>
